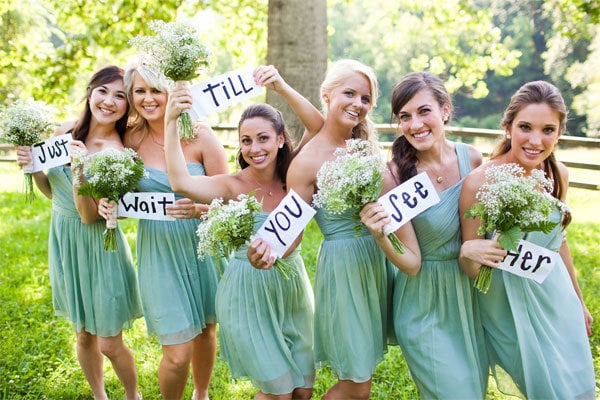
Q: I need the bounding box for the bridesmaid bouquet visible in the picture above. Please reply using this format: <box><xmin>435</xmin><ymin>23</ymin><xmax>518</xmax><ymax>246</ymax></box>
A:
<box><xmin>465</xmin><ymin>163</ymin><xmax>565</xmax><ymax>293</ymax></box>
<box><xmin>313</xmin><ymin>138</ymin><xmax>404</xmax><ymax>254</ymax></box>
<box><xmin>130</xmin><ymin>19</ymin><xmax>210</xmax><ymax>140</ymax></box>
<box><xmin>74</xmin><ymin>148</ymin><xmax>145</xmax><ymax>252</ymax></box>
<box><xmin>196</xmin><ymin>193</ymin><xmax>296</xmax><ymax>279</ymax></box>
<box><xmin>0</xmin><ymin>98</ymin><xmax>54</xmax><ymax>202</ymax></box>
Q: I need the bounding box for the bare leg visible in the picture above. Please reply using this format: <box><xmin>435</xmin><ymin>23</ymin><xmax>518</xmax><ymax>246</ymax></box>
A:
<box><xmin>322</xmin><ymin>379</ymin><xmax>371</xmax><ymax>400</ymax></box>
<box><xmin>190</xmin><ymin>324</ymin><xmax>217</xmax><ymax>400</ymax></box>
<box><xmin>254</xmin><ymin>392</ymin><xmax>292</xmax><ymax>400</ymax></box>
<box><xmin>98</xmin><ymin>332</ymin><xmax>140</xmax><ymax>400</ymax></box>
<box><xmin>291</xmin><ymin>387</ymin><xmax>313</xmax><ymax>400</ymax></box>
<box><xmin>159</xmin><ymin>341</ymin><xmax>193</xmax><ymax>400</ymax></box>
<box><xmin>76</xmin><ymin>331</ymin><xmax>107</xmax><ymax>400</ymax></box>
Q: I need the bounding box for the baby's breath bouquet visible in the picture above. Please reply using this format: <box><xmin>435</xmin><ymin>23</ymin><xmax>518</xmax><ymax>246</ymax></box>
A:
<box><xmin>130</xmin><ymin>19</ymin><xmax>210</xmax><ymax>140</ymax></box>
<box><xmin>313</xmin><ymin>138</ymin><xmax>404</xmax><ymax>254</ymax></box>
<box><xmin>74</xmin><ymin>148</ymin><xmax>146</xmax><ymax>251</ymax></box>
<box><xmin>465</xmin><ymin>163</ymin><xmax>565</xmax><ymax>293</ymax></box>
<box><xmin>0</xmin><ymin>98</ymin><xmax>55</xmax><ymax>202</ymax></box>
<box><xmin>196</xmin><ymin>193</ymin><xmax>296</xmax><ymax>279</ymax></box>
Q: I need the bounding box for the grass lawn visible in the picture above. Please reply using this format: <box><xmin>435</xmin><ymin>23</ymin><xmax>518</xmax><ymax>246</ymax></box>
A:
<box><xmin>0</xmin><ymin>162</ymin><xmax>598</xmax><ymax>399</ymax></box>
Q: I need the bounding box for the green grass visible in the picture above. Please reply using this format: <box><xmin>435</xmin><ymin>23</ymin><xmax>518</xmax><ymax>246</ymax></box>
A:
<box><xmin>0</xmin><ymin>162</ymin><xmax>598</xmax><ymax>399</ymax></box>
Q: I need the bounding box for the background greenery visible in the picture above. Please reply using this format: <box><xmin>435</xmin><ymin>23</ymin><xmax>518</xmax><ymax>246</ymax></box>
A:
<box><xmin>1</xmin><ymin>0</ymin><xmax>600</xmax><ymax>137</ymax></box>
<box><xmin>0</xmin><ymin>161</ymin><xmax>598</xmax><ymax>398</ymax></box>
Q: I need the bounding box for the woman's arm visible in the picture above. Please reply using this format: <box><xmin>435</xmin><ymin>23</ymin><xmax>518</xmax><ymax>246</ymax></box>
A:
<box><xmin>458</xmin><ymin>171</ymin><xmax>507</xmax><ymax>278</ymax></box>
<box><xmin>254</xmin><ymin>65</ymin><xmax>324</xmax><ymax>149</ymax></box>
<box><xmin>15</xmin><ymin>146</ymin><xmax>52</xmax><ymax>198</ymax></box>
<box><xmin>164</xmin><ymin>82</ymin><xmax>232</xmax><ymax>203</ymax></box>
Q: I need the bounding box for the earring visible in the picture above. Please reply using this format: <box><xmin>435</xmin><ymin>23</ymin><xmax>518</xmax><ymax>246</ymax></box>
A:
<box><xmin>279</xmin><ymin>143</ymin><xmax>284</xmax><ymax>149</ymax></box>
<box><xmin>506</xmin><ymin>134</ymin><xmax>511</xmax><ymax>139</ymax></box>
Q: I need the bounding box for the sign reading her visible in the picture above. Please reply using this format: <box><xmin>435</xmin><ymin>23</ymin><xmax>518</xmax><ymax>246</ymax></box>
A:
<box><xmin>24</xmin><ymin>133</ymin><xmax>72</xmax><ymax>173</ymax></box>
<box><xmin>379</xmin><ymin>172</ymin><xmax>440</xmax><ymax>235</ymax></box>
<box><xmin>118</xmin><ymin>192</ymin><xmax>176</xmax><ymax>221</ymax></box>
<box><xmin>497</xmin><ymin>239</ymin><xmax>557</xmax><ymax>283</ymax></box>
<box><xmin>254</xmin><ymin>189</ymin><xmax>316</xmax><ymax>258</ymax></box>
<box><xmin>189</xmin><ymin>66</ymin><xmax>262</xmax><ymax>119</ymax></box>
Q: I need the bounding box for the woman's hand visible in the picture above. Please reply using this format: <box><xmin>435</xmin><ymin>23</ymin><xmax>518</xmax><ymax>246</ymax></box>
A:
<box><xmin>253</xmin><ymin>65</ymin><xmax>287</xmax><ymax>92</ymax></box>
<box><xmin>461</xmin><ymin>239</ymin><xmax>507</xmax><ymax>269</ymax></box>
<box><xmin>15</xmin><ymin>145</ymin><xmax>33</xmax><ymax>171</ymax></box>
<box><xmin>247</xmin><ymin>238</ymin><xmax>276</xmax><ymax>270</ymax></box>
<box><xmin>166</xmin><ymin>198</ymin><xmax>197</xmax><ymax>219</ymax></box>
<box><xmin>166</xmin><ymin>82</ymin><xmax>193</xmax><ymax>122</ymax></box>
<box><xmin>359</xmin><ymin>202</ymin><xmax>390</xmax><ymax>239</ymax></box>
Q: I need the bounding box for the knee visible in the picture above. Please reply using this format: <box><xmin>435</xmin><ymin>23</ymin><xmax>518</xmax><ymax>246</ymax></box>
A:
<box><xmin>162</xmin><ymin>345</ymin><xmax>193</xmax><ymax>372</ymax></box>
<box><xmin>197</xmin><ymin>324</ymin><xmax>217</xmax><ymax>342</ymax></box>
<box><xmin>76</xmin><ymin>331</ymin><xmax>97</xmax><ymax>349</ymax></box>
<box><xmin>98</xmin><ymin>336</ymin><xmax>126</xmax><ymax>359</ymax></box>
<box><xmin>292</xmin><ymin>388</ymin><xmax>313</xmax><ymax>400</ymax></box>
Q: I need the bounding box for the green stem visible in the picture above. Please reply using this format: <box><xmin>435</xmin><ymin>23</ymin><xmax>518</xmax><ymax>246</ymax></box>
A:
<box><xmin>274</xmin><ymin>258</ymin><xmax>298</xmax><ymax>280</ymax></box>
<box><xmin>103</xmin><ymin>228</ymin><xmax>118</xmax><ymax>252</ymax></box>
<box><xmin>178</xmin><ymin>111</ymin><xmax>194</xmax><ymax>140</ymax></box>
<box><xmin>474</xmin><ymin>265</ymin><xmax>493</xmax><ymax>293</ymax></box>
<box><xmin>24</xmin><ymin>173</ymin><xmax>35</xmax><ymax>203</ymax></box>
<box><xmin>388</xmin><ymin>233</ymin><xmax>405</xmax><ymax>254</ymax></box>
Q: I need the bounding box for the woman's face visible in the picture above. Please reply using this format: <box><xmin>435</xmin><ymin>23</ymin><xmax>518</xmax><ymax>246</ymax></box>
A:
<box><xmin>505</xmin><ymin>102</ymin><xmax>560</xmax><ymax>172</ymax></box>
<box><xmin>89</xmin><ymin>80</ymin><xmax>128</xmax><ymax>126</ymax></box>
<box><xmin>396</xmin><ymin>88</ymin><xmax>449</xmax><ymax>152</ymax></box>
<box><xmin>324</xmin><ymin>72</ymin><xmax>372</xmax><ymax>129</ymax></box>
<box><xmin>130</xmin><ymin>72</ymin><xmax>168</xmax><ymax>123</ymax></box>
<box><xmin>239</xmin><ymin>117</ymin><xmax>284</xmax><ymax>171</ymax></box>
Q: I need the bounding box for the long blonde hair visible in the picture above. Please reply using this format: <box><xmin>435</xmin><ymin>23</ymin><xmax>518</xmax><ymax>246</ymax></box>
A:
<box><xmin>320</xmin><ymin>59</ymin><xmax>380</xmax><ymax>149</ymax></box>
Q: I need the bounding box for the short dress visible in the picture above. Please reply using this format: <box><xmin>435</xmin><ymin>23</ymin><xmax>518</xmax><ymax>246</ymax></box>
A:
<box><xmin>216</xmin><ymin>212</ymin><xmax>315</xmax><ymax>395</ymax></box>
<box><xmin>478</xmin><ymin>209</ymin><xmax>596</xmax><ymax>399</ymax></box>
<box><xmin>393</xmin><ymin>142</ymin><xmax>488</xmax><ymax>399</ymax></box>
<box><xmin>136</xmin><ymin>164</ymin><xmax>220</xmax><ymax>345</ymax></box>
<box><xmin>47</xmin><ymin>165</ymin><xmax>142</xmax><ymax>337</ymax></box>
<box><xmin>313</xmin><ymin>207</ymin><xmax>391</xmax><ymax>383</ymax></box>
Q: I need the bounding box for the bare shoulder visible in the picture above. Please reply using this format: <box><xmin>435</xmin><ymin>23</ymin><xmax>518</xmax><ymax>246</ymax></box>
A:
<box><xmin>465</xmin><ymin>143</ymin><xmax>483</xmax><ymax>169</ymax></box>
<box><xmin>55</xmin><ymin>120</ymin><xmax>77</xmax><ymax>136</ymax></box>
<box><xmin>462</xmin><ymin>163</ymin><xmax>488</xmax><ymax>195</ymax></box>
<box><xmin>190</xmin><ymin>121</ymin><xmax>223</xmax><ymax>147</ymax></box>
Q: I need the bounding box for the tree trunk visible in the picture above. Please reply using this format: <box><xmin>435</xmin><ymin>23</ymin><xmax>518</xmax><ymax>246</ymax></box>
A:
<box><xmin>267</xmin><ymin>0</ymin><xmax>328</xmax><ymax>144</ymax></box>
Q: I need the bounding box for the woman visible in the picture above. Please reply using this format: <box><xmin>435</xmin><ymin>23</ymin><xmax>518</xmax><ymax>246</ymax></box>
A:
<box><xmin>16</xmin><ymin>66</ymin><xmax>142</xmax><ymax>400</ymax></box>
<box><xmin>164</xmin><ymin>78</ymin><xmax>318</xmax><ymax>399</ymax></box>
<box><xmin>459</xmin><ymin>80</ymin><xmax>596</xmax><ymax>399</ymax></box>
<box><xmin>286</xmin><ymin>59</ymin><xmax>421</xmax><ymax>399</ymax></box>
<box><xmin>115</xmin><ymin>62</ymin><xmax>227</xmax><ymax>400</ymax></box>
<box><xmin>377</xmin><ymin>71</ymin><xmax>489</xmax><ymax>399</ymax></box>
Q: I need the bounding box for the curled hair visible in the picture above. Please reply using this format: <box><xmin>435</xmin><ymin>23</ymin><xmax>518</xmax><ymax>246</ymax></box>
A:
<box><xmin>389</xmin><ymin>72</ymin><xmax>453</xmax><ymax>183</ymax></box>
<box><xmin>71</xmin><ymin>65</ymin><xmax>129</xmax><ymax>142</ymax></box>
<box><xmin>236</xmin><ymin>104</ymin><xmax>293</xmax><ymax>185</ymax></box>
<box><xmin>320</xmin><ymin>59</ymin><xmax>379</xmax><ymax>147</ymax></box>
<box><xmin>492</xmin><ymin>80</ymin><xmax>570</xmax><ymax>225</ymax></box>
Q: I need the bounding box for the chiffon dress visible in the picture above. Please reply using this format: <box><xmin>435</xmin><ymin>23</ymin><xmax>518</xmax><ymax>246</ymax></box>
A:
<box><xmin>47</xmin><ymin>165</ymin><xmax>142</xmax><ymax>336</ymax></box>
<box><xmin>216</xmin><ymin>212</ymin><xmax>315</xmax><ymax>395</ymax></box>
<box><xmin>312</xmin><ymin>206</ymin><xmax>391</xmax><ymax>383</ymax></box>
<box><xmin>478</xmin><ymin>209</ymin><xmax>596</xmax><ymax>399</ymax></box>
<box><xmin>136</xmin><ymin>164</ymin><xmax>220</xmax><ymax>345</ymax></box>
<box><xmin>393</xmin><ymin>142</ymin><xmax>489</xmax><ymax>399</ymax></box>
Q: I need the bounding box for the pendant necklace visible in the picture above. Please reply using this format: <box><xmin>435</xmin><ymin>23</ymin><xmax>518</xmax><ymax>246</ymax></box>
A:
<box><xmin>419</xmin><ymin>158</ymin><xmax>445</xmax><ymax>184</ymax></box>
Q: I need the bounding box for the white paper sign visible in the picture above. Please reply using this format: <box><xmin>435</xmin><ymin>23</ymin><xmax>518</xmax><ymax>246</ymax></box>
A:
<box><xmin>118</xmin><ymin>192</ymin><xmax>176</xmax><ymax>221</ymax></box>
<box><xmin>254</xmin><ymin>189</ymin><xmax>316</xmax><ymax>258</ymax></box>
<box><xmin>189</xmin><ymin>66</ymin><xmax>263</xmax><ymax>119</ymax></box>
<box><xmin>497</xmin><ymin>239</ymin><xmax>558</xmax><ymax>283</ymax></box>
<box><xmin>29</xmin><ymin>133</ymin><xmax>72</xmax><ymax>172</ymax></box>
<box><xmin>379</xmin><ymin>172</ymin><xmax>440</xmax><ymax>234</ymax></box>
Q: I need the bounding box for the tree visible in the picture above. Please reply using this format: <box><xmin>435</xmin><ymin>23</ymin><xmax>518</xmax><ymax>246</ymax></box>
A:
<box><xmin>266</xmin><ymin>0</ymin><xmax>328</xmax><ymax>143</ymax></box>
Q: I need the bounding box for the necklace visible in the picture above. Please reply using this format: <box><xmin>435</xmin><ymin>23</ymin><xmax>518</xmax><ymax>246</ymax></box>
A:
<box><xmin>251</xmin><ymin>177</ymin><xmax>274</xmax><ymax>197</ymax></box>
<box><xmin>149</xmin><ymin>131</ymin><xmax>164</xmax><ymax>148</ymax></box>
<box><xmin>418</xmin><ymin>158</ymin><xmax>445</xmax><ymax>184</ymax></box>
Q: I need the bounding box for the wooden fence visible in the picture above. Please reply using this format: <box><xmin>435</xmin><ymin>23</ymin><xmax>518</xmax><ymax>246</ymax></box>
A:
<box><xmin>2</xmin><ymin>125</ymin><xmax>599</xmax><ymax>190</ymax></box>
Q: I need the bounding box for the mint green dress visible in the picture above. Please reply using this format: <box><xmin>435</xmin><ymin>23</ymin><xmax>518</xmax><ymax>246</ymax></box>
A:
<box><xmin>393</xmin><ymin>143</ymin><xmax>488</xmax><ymax>398</ymax></box>
<box><xmin>478</xmin><ymin>209</ymin><xmax>596</xmax><ymax>399</ymax></box>
<box><xmin>216</xmin><ymin>212</ymin><xmax>315</xmax><ymax>395</ymax></box>
<box><xmin>47</xmin><ymin>165</ymin><xmax>142</xmax><ymax>337</ymax></box>
<box><xmin>136</xmin><ymin>164</ymin><xmax>219</xmax><ymax>345</ymax></box>
<box><xmin>313</xmin><ymin>207</ymin><xmax>391</xmax><ymax>383</ymax></box>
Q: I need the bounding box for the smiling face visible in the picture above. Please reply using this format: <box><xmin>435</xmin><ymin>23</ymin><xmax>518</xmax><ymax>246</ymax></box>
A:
<box><xmin>88</xmin><ymin>80</ymin><xmax>128</xmax><ymax>126</ymax></box>
<box><xmin>239</xmin><ymin>116</ymin><xmax>284</xmax><ymax>171</ymax></box>
<box><xmin>396</xmin><ymin>88</ymin><xmax>450</xmax><ymax>151</ymax></box>
<box><xmin>505</xmin><ymin>103</ymin><xmax>560</xmax><ymax>172</ymax></box>
<box><xmin>323</xmin><ymin>72</ymin><xmax>372</xmax><ymax>129</ymax></box>
<box><xmin>130</xmin><ymin>72</ymin><xmax>168</xmax><ymax>123</ymax></box>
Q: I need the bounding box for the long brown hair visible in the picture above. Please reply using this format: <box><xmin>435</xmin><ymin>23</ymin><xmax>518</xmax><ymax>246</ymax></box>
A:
<box><xmin>390</xmin><ymin>72</ymin><xmax>453</xmax><ymax>182</ymax></box>
<box><xmin>236</xmin><ymin>104</ymin><xmax>293</xmax><ymax>185</ymax></box>
<box><xmin>71</xmin><ymin>66</ymin><xmax>129</xmax><ymax>142</ymax></box>
<box><xmin>493</xmin><ymin>80</ymin><xmax>570</xmax><ymax>226</ymax></box>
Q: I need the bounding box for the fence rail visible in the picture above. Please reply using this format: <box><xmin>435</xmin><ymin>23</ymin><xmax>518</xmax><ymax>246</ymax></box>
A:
<box><xmin>2</xmin><ymin>125</ymin><xmax>599</xmax><ymax>190</ymax></box>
